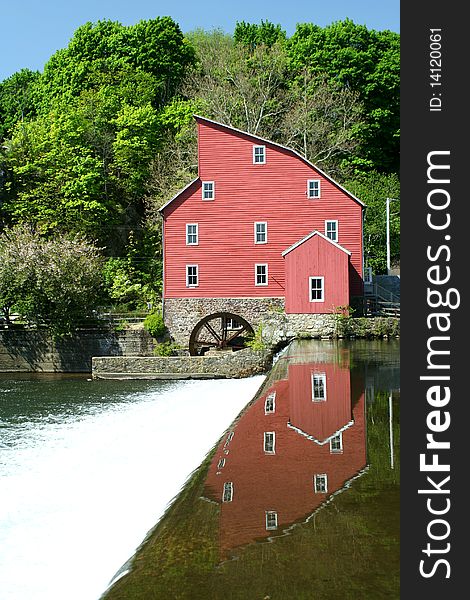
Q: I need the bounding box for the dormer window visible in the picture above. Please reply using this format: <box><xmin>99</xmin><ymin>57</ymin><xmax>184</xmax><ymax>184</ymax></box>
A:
<box><xmin>202</xmin><ymin>181</ymin><xmax>215</xmax><ymax>200</ymax></box>
<box><xmin>307</xmin><ymin>179</ymin><xmax>321</xmax><ymax>198</ymax></box>
<box><xmin>253</xmin><ymin>145</ymin><xmax>266</xmax><ymax>164</ymax></box>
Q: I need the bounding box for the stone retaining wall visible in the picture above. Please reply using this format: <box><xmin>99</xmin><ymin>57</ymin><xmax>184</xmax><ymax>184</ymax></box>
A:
<box><xmin>0</xmin><ymin>328</ymin><xmax>155</xmax><ymax>373</ymax></box>
<box><xmin>92</xmin><ymin>348</ymin><xmax>272</xmax><ymax>380</ymax></box>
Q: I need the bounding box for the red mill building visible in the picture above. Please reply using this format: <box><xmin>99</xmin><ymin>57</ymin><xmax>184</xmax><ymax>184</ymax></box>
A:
<box><xmin>159</xmin><ymin>116</ymin><xmax>364</xmax><ymax>353</ymax></box>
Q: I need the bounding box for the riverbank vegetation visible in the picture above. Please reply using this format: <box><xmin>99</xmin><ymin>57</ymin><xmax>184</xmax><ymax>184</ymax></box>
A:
<box><xmin>0</xmin><ymin>17</ymin><xmax>400</xmax><ymax>328</ymax></box>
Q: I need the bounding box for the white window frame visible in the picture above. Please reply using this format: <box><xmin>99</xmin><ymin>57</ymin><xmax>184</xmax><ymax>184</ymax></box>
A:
<box><xmin>307</xmin><ymin>179</ymin><xmax>321</xmax><ymax>198</ymax></box>
<box><xmin>265</xmin><ymin>511</ymin><xmax>278</xmax><ymax>530</ymax></box>
<box><xmin>255</xmin><ymin>263</ymin><xmax>268</xmax><ymax>286</ymax></box>
<box><xmin>309</xmin><ymin>276</ymin><xmax>324</xmax><ymax>302</ymax></box>
<box><xmin>217</xmin><ymin>458</ymin><xmax>226</xmax><ymax>468</ymax></box>
<box><xmin>186</xmin><ymin>264</ymin><xmax>199</xmax><ymax>287</ymax></box>
<box><xmin>202</xmin><ymin>181</ymin><xmax>215</xmax><ymax>200</ymax></box>
<box><xmin>186</xmin><ymin>223</ymin><xmax>198</xmax><ymax>245</ymax></box>
<box><xmin>264</xmin><ymin>391</ymin><xmax>276</xmax><ymax>414</ymax></box>
<box><xmin>253</xmin><ymin>145</ymin><xmax>266</xmax><ymax>164</ymax></box>
<box><xmin>254</xmin><ymin>221</ymin><xmax>268</xmax><ymax>244</ymax></box>
<box><xmin>330</xmin><ymin>432</ymin><xmax>343</xmax><ymax>453</ymax></box>
<box><xmin>325</xmin><ymin>220</ymin><xmax>338</xmax><ymax>242</ymax></box>
<box><xmin>312</xmin><ymin>372</ymin><xmax>327</xmax><ymax>402</ymax></box>
<box><xmin>226</xmin><ymin>318</ymin><xmax>242</xmax><ymax>330</ymax></box>
<box><xmin>364</xmin><ymin>266</ymin><xmax>373</xmax><ymax>284</ymax></box>
<box><xmin>222</xmin><ymin>481</ymin><xmax>233</xmax><ymax>502</ymax></box>
<box><xmin>314</xmin><ymin>474</ymin><xmax>328</xmax><ymax>493</ymax></box>
<box><xmin>264</xmin><ymin>431</ymin><xmax>276</xmax><ymax>454</ymax></box>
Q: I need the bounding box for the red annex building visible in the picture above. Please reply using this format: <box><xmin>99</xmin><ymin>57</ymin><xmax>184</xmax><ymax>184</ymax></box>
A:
<box><xmin>160</xmin><ymin>116</ymin><xmax>365</xmax><ymax>350</ymax></box>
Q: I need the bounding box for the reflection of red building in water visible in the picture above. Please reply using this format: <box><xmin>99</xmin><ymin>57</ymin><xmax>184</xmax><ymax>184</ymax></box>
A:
<box><xmin>204</xmin><ymin>357</ymin><xmax>367</xmax><ymax>557</ymax></box>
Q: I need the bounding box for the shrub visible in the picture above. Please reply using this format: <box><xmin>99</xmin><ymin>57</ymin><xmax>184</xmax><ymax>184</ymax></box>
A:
<box><xmin>143</xmin><ymin>310</ymin><xmax>166</xmax><ymax>338</ymax></box>
<box><xmin>153</xmin><ymin>341</ymin><xmax>180</xmax><ymax>356</ymax></box>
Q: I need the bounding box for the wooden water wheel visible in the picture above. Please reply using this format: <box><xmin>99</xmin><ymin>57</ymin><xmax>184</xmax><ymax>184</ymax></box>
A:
<box><xmin>188</xmin><ymin>312</ymin><xmax>254</xmax><ymax>356</ymax></box>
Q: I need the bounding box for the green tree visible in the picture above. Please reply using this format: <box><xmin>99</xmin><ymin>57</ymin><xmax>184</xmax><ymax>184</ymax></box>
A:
<box><xmin>0</xmin><ymin>69</ymin><xmax>41</xmax><ymax>141</ymax></box>
<box><xmin>343</xmin><ymin>171</ymin><xmax>400</xmax><ymax>273</ymax></box>
<box><xmin>0</xmin><ymin>225</ymin><xmax>104</xmax><ymax>334</ymax></box>
<box><xmin>39</xmin><ymin>17</ymin><xmax>195</xmax><ymax>108</ymax></box>
<box><xmin>234</xmin><ymin>20</ymin><xmax>286</xmax><ymax>49</ymax></box>
<box><xmin>287</xmin><ymin>20</ymin><xmax>399</xmax><ymax>173</ymax></box>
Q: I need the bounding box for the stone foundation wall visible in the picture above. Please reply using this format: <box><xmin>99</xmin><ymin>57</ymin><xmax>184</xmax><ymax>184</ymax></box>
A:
<box><xmin>0</xmin><ymin>328</ymin><xmax>155</xmax><ymax>373</ymax></box>
<box><xmin>163</xmin><ymin>297</ymin><xmax>399</xmax><ymax>350</ymax></box>
<box><xmin>92</xmin><ymin>348</ymin><xmax>271</xmax><ymax>380</ymax></box>
<box><xmin>164</xmin><ymin>297</ymin><xmax>285</xmax><ymax>346</ymax></box>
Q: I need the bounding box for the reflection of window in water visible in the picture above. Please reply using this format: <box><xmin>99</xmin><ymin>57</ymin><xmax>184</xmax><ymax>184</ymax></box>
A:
<box><xmin>312</xmin><ymin>373</ymin><xmax>327</xmax><ymax>401</ymax></box>
<box><xmin>224</xmin><ymin>431</ymin><xmax>234</xmax><ymax>447</ymax></box>
<box><xmin>314</xmin><ymin>474</ymin><xmax>328</xmax><ymax>493</ymax></box>
<box><xmin>264</xmin><ymin>431</ymin><xmax>276</xmax><ymax>453</ymax></box>
<box><xmin>330</xmin><ymin>432</ymin><xmax>343</xmax><ymax>453</ymax></box>
<box><xmin>264</xmin><ymin>392</ymin><xmax>276</xmax><ymax>414</ymax></box>
<box><xmin>222</xmin><ymin>482</ymin><xmax>233</xmax><ymax>502</ymax></box>
<box><xmin>265</xmin><ymin>511</ymin><xmax>278</xmax><ymax>530</ymax></box>
<box><xmin>217</xmin><ymin>458</ymin><xmax>226</xmax><ymax>468</ymax></box>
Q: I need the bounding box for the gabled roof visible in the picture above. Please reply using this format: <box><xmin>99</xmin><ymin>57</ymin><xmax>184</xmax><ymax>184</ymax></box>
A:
<box><xmin>281</xmin><ymin>230</ymin><xmax>352</xmax><ymax>258</ymax></box>
<box><xmin>159</xmin><ymin>178</ymin><xmax>199</xmax><ymax>213</ymax></box>
<box><xmin>194</xmin><ymin>115</ymin><xmax>365</xmax><ymax>207</ymax></box>
<box><xmin>159</xmin><ymin>115</ymin><xmax>365</xmax><ymax>214</ymax></box>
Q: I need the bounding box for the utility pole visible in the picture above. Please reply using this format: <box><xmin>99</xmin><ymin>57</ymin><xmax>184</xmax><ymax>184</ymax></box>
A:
<box><xmin>386</xmin><ymin>198</ymin><xmax>398</xmax><ymax>274</ymax></box>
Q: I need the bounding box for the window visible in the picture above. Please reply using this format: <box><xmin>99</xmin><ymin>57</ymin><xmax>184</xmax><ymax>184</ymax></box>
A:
<box><xmin>217</xmin><ymin>458</ymin><xmax>226</xmax><ymax>468</ymax></box>
<box><xmin>309</xmin><ymin>276</ymin><xmax>324</xmax><ymax>302</ymax></box>
<box><xmin>186</xmin><ymin>264</ymin><xmax>198</xmax><ymax>287</ymax></box>
<box><xmin>186</xmin><ymin>223</ymin><xmax>198</xmax><ymax>245</ymax></box>
<box><xmin>224</xmin><ymin>431</ymin><xmax>234</xmax><ymax>447</ymax></box>
<box><xmin>314</xmin><ymin>474</ymin><xmax>328</xmax><ymax>493</ymax></box>
<box><xmin>202</xmin><ymin>181</ymin><xmax>215</xmax><ymax>200</ymax></box>
<box><xmin>330</xmin><ymin>433</ymin><xmax>343</xmax><ymax>453</ymax></box>
<box><xmin>253</xmin><ymin>145</ymin><xmax>266</xmax><ymax>164</ymax></box>
<box><xmin>254</xmin><ymin>222</ymin><xmax>267</xmax><ymax>244</ymax></box>
<box><xmin>264</xmin><ymin>431</ymin><xmax>276</xmax><ymax>453</ymax></box>
<box><xmin>312</xmin><ymin>373</ymin><xmax>327</xmax><ymax>401</ymax></box>
<box><xmin>265</xmin><ymin>511</ymin><xmax>278</xmax><ymax>530</ymax></box>
<box><xmin>325</xmin><ymin>220</ymin><xmax>338</xmax><ymax>242</ymax></box>
<box><xmin>364</xmin><ymin>266</ymin><xmax>373</xmax><ymax>284</ymax></box>
<box><xmin>255</xmin><ymin>264</ymin><xmax>268</xmax><ymax>286</ymax></box>
<box><xmin>222</xmin><ymin>482</ymin><xmax>233</xmax><ymax>502</ymax></box>
<box><xmin>307</xmin><ymin>179</ymin><xmax>321</xmax><ymax>198</ymax></box>
<box><xmin>265</xmin><ymin>392</ymin><xmax>276</xmax><ymax>414</ymax></box>
<box><xmin>226</xmin><ymin>318</ymin><xmax>242</xmax><ymax>330</ymax></box>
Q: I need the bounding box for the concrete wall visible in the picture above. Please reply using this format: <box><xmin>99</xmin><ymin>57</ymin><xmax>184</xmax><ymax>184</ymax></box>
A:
<box><xmin>0</xmin><ymin>328</ymin><xmax>155</xmax><ymax>373</ymax></box>
<box><xmin>92</xmin><ymin>348</ymin><xmax>272</xmax><ymax>380</ymax></box>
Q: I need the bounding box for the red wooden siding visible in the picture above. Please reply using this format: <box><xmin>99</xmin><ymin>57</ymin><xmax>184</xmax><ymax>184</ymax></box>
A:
<box><xmin>283</xmin><ymin>233</ymin><xmax>350</xmax><ymax>314</ymax></box>
<box><xmin>162</xmin><ymin>117</ymin><xmax>363</xmax><ymax>303</ymax></box>
<box><xmin>204</xmin><ymin>366</ymin><xmax>366</xmax><ymax>558</ymax></box>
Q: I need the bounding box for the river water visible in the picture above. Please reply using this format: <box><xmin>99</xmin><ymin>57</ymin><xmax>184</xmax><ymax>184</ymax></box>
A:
<box><xmin>1</xmin><ymin>339</ymin><xmax>400</xmax><ymax>600</ymax></box>
<box><xmin>0</xmin><ymin>374</ymin><xmax>265</xmax><ymax>600</ymax></box>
